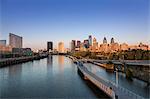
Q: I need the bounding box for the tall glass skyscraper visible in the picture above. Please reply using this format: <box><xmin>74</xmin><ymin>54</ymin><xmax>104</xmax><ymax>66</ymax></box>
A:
<box><xmin>9</xmin><ymin>33</ymin><xmax>22</xmax><ymax>48</ymax></box>
<box><xmin>47</xmin><ymin>41</ymin><xmax>53</xmax><ymax>52</ymax></box>
<box><xmin>89</xmin><ymin>35</ymin><xmax>92</xmax><ymax>46</ymax></box>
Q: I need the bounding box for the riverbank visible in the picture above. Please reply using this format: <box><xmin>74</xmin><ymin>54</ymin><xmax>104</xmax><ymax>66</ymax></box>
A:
<box><xmin>0</xmin><ymin>54</ymin><xmax>48</xmax><ymax>68</ymax></box>
<box><xmin>66</xmin><ymin>55</ymin><xmax>150</xmax><ymax>85</ymax></box>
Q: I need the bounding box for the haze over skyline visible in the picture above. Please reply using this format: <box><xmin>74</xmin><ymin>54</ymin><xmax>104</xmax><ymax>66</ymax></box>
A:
<box><xmin>0</xmin><ymin>0</ymin><xmax>149</xmax><ymax>50</ymax></box>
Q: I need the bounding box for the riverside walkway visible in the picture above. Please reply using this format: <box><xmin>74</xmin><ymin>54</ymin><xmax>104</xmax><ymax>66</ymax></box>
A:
<box><xmin>76</xmin><ymin>61</ymin><xmax>146</xmax><ymax>99</ymax></box>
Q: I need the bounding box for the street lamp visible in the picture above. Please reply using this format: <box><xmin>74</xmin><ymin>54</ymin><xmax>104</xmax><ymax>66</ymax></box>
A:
<box><xmin>116</xmin><ymin>68</ymin><xmax>118</xmax><ymax>87</ymax></box>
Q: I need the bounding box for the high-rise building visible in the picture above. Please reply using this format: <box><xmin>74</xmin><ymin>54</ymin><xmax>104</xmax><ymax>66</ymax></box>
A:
<box><xmin>84</xmin><ymin>39</ymin><xmax>89</xmax><ymax>48</ymax></box>
<box><xmin>47</xmin><ymin>41</ymin><xmax>53</xmax><ymax>52</ymax></box>
<box><xmin>0</xmin><ymin>40</ymin><xmax>6</xmax><ymax>46</ymax></box>
<box><xmin>77</xmin><ymin>40</ymin><xmax>81</xmax><ymax>48</ymax></box>
<box><xmin>89</xmin><ymin>35</ymin><xmax>92</xmax><ymax>46</ymax></box>
<box><xmin>110</xmin><ymin>38</ymin><xmax>115</xmax><ymax>44</ymax></box>
<box><xmin>92</xmin><ymin>37</ymin><xmax>98</xmax><ymax>52</ymax></box>
<box><xmin>71</xmin><ymin>40</ymin><xmax>76</xmax><ymax>51</ymax></box>
<box><xmin>103</xmin><ymin>37</ymin><xmax>107</xmax><ymax>44</ymax></box>
<box><xmin>58</xmin><ymin>42</ymin><xmax>64</xmax><ymax>53</ymax></box>
<box><xmin>9</xmin><ymin>33</ymin><xmax>22</xmax><ymax>48</ymax></box>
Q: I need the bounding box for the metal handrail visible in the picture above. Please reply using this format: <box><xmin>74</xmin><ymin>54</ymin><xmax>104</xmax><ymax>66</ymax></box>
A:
<box><xmin>77</xmin><ymin>62</ymin><xmax>145</xmax><ymax>99</ymax></box>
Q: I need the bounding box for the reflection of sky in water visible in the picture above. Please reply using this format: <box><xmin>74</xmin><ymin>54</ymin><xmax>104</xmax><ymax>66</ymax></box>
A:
<box><xmin>83</xmin><ymin>63</ymin><xmax>150</xmax><ymax>98</ymax></box>
<box><xmin>0</xmin><ymin>56</ymin><xmax>107</xmax><ymax>98</ymax></box>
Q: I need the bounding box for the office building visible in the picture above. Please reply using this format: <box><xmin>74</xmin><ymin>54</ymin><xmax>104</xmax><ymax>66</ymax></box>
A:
<box><xmin>76</xmin><ymin>40</ymin><xmax>81</xmax><ymax>48</ymax></box>
<box><xmin>0</xmin><ymin>40</ymin><xmax>6</xmax><ymax>46</ymax></box>
<box><xmin>58</xmin><ymin>42</ymin><xmax>64</xmax><ymax>53</ymax></box>
<box><xmin>0</xmin><ymin>45</ymin><xmax>12</xmax><ymax>53</ymax></box>
<box><xmin>103</xmin><ymin>37</ymin><xmax>107</xmax><ymax>44</ymax></box>
<box><xmin>84</xmin><ymin>39</ymin><xmax>89</xmax><ymax>48</ymax></box>
<box><xmin>92</xmin><ymin>38</ymin><xmax>98</xmax><ymax>52</ymax></box>
<box><xmin>71</xmin><ymin>40</ymin><xmax>76</xmax><ymax>51</ymax></box>
<box><xmin>110</xmin><ymin>38</ymin><xmax>115</xmax><ymax>44</ymax></box>
<box><xmin>47</xmin><ymin>41</ymin><xmax>53</xmax><ymax>52</ymax></box>
<box><xmin>89</xmin><ymin>35</ymin><xmax>92</xmax><ymax>46</ymax></box>
<box><xmin>9</xmin><ymin>33</ymin><xmax>22</xmax><ymax>48</ymax></box>
<box><xmin>12</xmin><ymin>48</ymin><xmax>33</xmax><ymax>56</ymax></box>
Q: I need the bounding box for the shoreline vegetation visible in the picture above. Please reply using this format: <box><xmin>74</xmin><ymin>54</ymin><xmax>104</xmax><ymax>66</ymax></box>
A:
<box><xmin>70</xmin><ymin>49</ymin><xmax>150</xmax><ymax>60</ymax></box>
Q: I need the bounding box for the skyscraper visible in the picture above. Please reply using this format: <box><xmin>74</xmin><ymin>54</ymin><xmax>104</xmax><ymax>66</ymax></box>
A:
<box><xmin>89</xmin><ymin>35</ymin><xmax>92</xmax><ymax>46</ymax></box>
<box><xmin>103</xmin><ymin>37</ymin><xmax>107</xmax><ymax>44</ymax></box>
<box><xmin>84</xmin><ymin>39</ymin><xmax>89</xmax><ymax>48</ymax></box>
<box><xmin>92</xmin><ymin>37</ymin><xmax>98</xmax><ymax>52</ymax></box>
<box><xmin>58</xmin><ymin>42</ymin><xmax>64</xmax><ymax>53</ymax></box>
<box><xmin>9</xmin><ymin>33</ymin><xmax>22</xmax><ymax>48</ymax></box>
<box><xmin>47</xmin><ymin>41</ymin><xmax>53</xmax><ymax>52</ymax></box>
<box><xmin>110</xmin><ymin>38</ymin><xmax>115</xmax><ymax>44</ymax></box>
<box><xmin>71</xmin><ymin>40</ymin><xmax>76</xmax><ymax>51</ymax></box>
<box><xmin>77</xmin><ymin>40</ymin><xmax>81</xmax><ymax>48</ymax></box>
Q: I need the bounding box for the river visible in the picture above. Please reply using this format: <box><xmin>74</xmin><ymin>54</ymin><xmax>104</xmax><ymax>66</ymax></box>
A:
<box><xmin>0</xmin><ymin>55</ymin><xmax>109</xmax><ymax>98</ymax></box>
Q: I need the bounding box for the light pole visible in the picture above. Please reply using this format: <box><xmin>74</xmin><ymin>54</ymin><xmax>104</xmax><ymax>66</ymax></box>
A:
<box><xmin>116</xmin><ymin>68</ymin><xmax>118</xmax><ymax>87</ymax></box>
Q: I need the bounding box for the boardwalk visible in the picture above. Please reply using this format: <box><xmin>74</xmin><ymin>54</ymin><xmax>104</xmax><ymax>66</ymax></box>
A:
<box><xmin>77</xmin><ymin>61</ymin><xmax>145</xmax><ymax>99</ymax></box>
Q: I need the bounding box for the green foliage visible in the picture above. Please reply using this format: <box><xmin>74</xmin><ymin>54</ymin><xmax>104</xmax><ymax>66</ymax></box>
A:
<box><xmin>71</xmin><ymin>49</ymin><xmax>150</xmax><ymax>60</ymax></box>
<box><xmin>126</xmin><ymin>68</ymin><xmax>133</xmax><ymax>80</ymax></box>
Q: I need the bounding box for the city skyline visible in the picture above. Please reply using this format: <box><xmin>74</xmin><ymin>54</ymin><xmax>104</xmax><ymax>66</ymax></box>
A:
<box><xmin>0</xmin><ymin>0</ymin><xmax>149</xmax><ymax>50</ymax></box>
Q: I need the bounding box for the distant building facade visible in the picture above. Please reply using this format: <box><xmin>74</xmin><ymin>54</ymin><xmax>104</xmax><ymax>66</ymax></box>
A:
<box><xmin>0</xmin><ymin>45</ymin><xmax>12</xmax><ymax>53</ymax></box>
<box><xmin>12</xmin><ymin>48</ymin><xmax>33</xmax><ymax>56</ymax></box>
<box><xmin>9</xmin><ymin>33</ymin><xmax>22</xmax><ymax>48</ymax></box>
<box><xmin>103</xmin><ymin>37</ymin><xmax>107</xmax><ymax>44</ymax></box>
<box><xmin>76</xmin><ymin>40</ymin><xmax>81</xmax><ymax>48</ymax></box>
<box><xmin>47</xmin><ymin>41</ymin><xmax>53</xmax><ymax>52</ymax></box>
<box><xmin>70</xmin><ymin>35</ymin><xmax>150</xmax><ymax>53</ymax></box>
<box><xmin>84</xmin><ymin>39</ymin><xmax>89</xmax><ymax>48</ymax></box>
<box><xmin>0</xmin><ymin>40</ymin><xmax>6</xmax><ymax>46</ymax></box>
<box><xmin>71</xmin><ymin>40</ymin><xmax>76</xmax><ymax>51</ymax></box>
<box><xmin>120</xmin><ymin>43</ymin><xmax>128</xmax><ymax>51</ymax></box>
<box><xmin>92</xmin><ymin>38</ymin><xmax>98</xmax><ymax>52</ymax></box>
<box><xmin>58</xmin><ymin>42</ymin><xmax>64</xmax><ymax>53</ymax></box>
<box><xmin>89</xmin><ymin>35</ymin><xmax>92</xmax><ymax>46</ymax></box>
<box><xmin>110</xmin><ymin>38</ymin><xmax>114</xmax><ymax>44</ymax></box>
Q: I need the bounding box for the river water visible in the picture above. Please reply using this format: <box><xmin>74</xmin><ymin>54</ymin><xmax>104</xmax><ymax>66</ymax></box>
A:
<box><xmin>84</xmin><ymin>63</ymin><xmax>150</xmax><ymax>98</ymax></box>
<box><xmin>0</xmin><ymin>55</ymin><xmax>109</xmax><ymax>98</ymax></box>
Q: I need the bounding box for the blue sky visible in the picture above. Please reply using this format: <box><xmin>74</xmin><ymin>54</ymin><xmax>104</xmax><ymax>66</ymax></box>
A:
<box><xmin>0</xmin><ymin>0</ymin><xmax>149</xmax><ymax>50</ymax></box>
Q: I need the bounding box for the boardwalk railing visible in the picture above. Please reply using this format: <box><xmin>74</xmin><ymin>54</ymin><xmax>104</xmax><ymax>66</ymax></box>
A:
<box><xmin>77</xmin><ymin>61</ymin><xmax>146</xmax><ymax>99</ymax></box>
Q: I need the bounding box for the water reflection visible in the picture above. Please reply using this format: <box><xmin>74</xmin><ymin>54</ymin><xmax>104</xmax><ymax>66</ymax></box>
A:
<box><xmin>58</xmin><ymin>55</ymin><xmax>64</xmax><ymax>66</ymax></box>
<box><xmin>0</xmin><ymin>56</ymin><xmax>109</xmax><ymax>98</ymax></box>
<box><xmin>84</xmin><ymin>63</ymin><xmax>149</xmax><ymax>98</ymax></box>
<box><xmin>8</xmin><ymin>64</ymin><xmax>22</xmax><ymax>77</ymax></box>
<box><xmin>47</xmin><ymin>55</ymin><xmax>53</xmax><ymax>66</ymax></box>
<box><xmin>58</xmin><ymin>55</ymin><xmax>64</xmax><ymax>71</ymax></box>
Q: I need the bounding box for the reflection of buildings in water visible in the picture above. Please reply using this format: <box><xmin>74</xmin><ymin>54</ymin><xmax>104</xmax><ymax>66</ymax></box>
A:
<box><xmin>58</xmin><ymin>56</ymin><xmax>64</xmax><ymax>71</ymax></box>
<box><xmin>9</xmin><ymin>64</ymin><xmax>22</xmax><ymax>75</ymax></box>
<box><xmin>8</xmin><ymin>64</ymin><xmax>22</xmax><ymax>79</ymax></box>
<box><xmin>47</xmin><ymin>55</ymin><xmax>53</xmax><ymax>66</ymax></box>
<box><xmin>58</xmin><ymin>56</ymin><xmax>64</xmax><ymax>65</ymax></box>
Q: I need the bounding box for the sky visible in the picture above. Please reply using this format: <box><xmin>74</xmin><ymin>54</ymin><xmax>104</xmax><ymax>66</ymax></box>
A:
<box><xmin>0</xmin><ymin>0</ymin><xmax>149</xmax><ymax>50</ymax></box>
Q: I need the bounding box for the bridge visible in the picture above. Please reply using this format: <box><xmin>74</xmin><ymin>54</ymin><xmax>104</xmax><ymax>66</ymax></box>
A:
<box><xmin>76</xmin><ymin>61</ymin><xmax>145</xmax><ymax>99</ymax></box>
